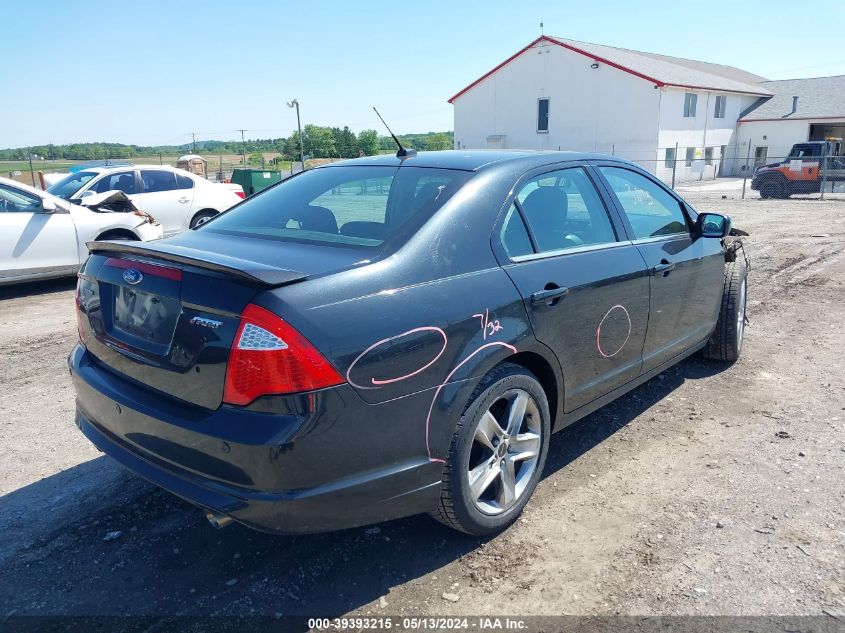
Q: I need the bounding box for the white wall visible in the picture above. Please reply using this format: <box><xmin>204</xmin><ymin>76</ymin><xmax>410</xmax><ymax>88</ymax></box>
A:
<box><xmin>656</xmin><ymin>90</ymin><xmax>760</xmax><ymax>182</ymax></box>
<box><xmin>452</xmin><ymin>40</ymin><xmax>661</xmax><ymax>168</ymax></box>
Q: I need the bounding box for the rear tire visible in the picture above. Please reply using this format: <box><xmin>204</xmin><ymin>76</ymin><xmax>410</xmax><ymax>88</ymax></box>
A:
<box><xmin>190</xmin><ymin>210</ymin><xmax>218</xmax><ymax>228</ymax></box>
<box><xmin>704</xmin><ymin>258</ymin><xmax>748</xmax><ymax>363</ymax></box>
<box><xmin>432</xmin><ymin>362</ymin><xmax>550</xmax><ymax>536</ymax></box>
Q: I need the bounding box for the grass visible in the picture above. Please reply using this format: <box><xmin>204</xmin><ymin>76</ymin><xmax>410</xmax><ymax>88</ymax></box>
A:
<box><xmin>0</xmin><ymin>161</ymin><xmax>75</xmax><ymax>174</ymax></box>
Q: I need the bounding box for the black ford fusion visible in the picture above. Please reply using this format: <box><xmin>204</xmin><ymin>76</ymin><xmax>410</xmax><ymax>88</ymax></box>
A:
<box><xmin>70</xmin><ymin>150</ymin><xmax>748</xmax><ymax>536</ymax></box>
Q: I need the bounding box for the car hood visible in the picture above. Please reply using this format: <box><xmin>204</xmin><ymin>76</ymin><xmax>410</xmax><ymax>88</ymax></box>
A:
<box><xmin>79</xmin><ymin>190</ymin><xmax>140</xmax><ymax>212</ymax></box>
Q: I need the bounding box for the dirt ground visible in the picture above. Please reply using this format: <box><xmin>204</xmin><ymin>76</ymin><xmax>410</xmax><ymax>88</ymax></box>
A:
<box><xmin>0</xmin><ymin>188</ymin><xmax>843</xmax><ymax>625</ymax></box>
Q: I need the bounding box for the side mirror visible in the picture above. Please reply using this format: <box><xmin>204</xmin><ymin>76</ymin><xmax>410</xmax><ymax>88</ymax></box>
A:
<box><xmin>40</xmin><ymin>199</ymin><xmax>57</xmax><ymax>213</ymax></box>
<box><xmin>697</xmin><ymin>212</ymin><xmax>731</xmax><ymax>238</ymax></box>
<box><xmin>79</xmin><ymin>190</ymin><xmax>95</xmax><ymax>199</ymax></box>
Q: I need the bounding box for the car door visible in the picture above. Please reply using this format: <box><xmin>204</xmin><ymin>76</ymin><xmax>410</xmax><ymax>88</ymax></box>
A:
<box><xmin>495</xmin><ymin>165</ymin><xmax>650</xmax><ymax>412</ymax></box>
<box><xmin>593</xmin><ymin>164</ymin><xmax>725</xmax><ymax>373</ymax></box>
<box><xmin>0</xmin><ymin>184</ymin><xmax>79</xmax><ymax>280</ymax></box>
<box><xmin>137</xmin><ymin>170</ymin><xmax>192</xmax><ymax>235</ymax></box>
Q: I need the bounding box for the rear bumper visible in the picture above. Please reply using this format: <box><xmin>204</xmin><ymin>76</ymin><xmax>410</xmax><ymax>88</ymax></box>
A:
<box><xmin>69</xmin><ymin>344</ymin><xmax>442</xmax><ymax>533</ymax></box>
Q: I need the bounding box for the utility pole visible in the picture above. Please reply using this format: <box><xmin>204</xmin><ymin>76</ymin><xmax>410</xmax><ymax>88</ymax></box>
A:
<box><xmin>287</xmin><ymin>99</ymin><xmax>304</xmax><ymax>171</ymax></box>
<box><xmin>237</xmin><ymin>129</ymin><xmax>247</xmax><ymax>164</ymax></box>
<box><xmin>27</xmin><ymin>147</ymin><xmax>35</xmax><ymax>187</ymax></box>
<box><xmin>192</xmin><ymin>132</ymin><xmax>197</xmax><ymax>154</ymax></box>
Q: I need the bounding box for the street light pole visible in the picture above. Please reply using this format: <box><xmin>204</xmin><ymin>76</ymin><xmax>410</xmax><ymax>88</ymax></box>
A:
<box><xmin>287</xmin><ymin>99</ymin><xmax>304</xmax><ymax>171</ymax></box>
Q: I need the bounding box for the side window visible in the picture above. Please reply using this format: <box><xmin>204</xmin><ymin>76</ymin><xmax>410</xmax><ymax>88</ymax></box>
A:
<box><xmin>500</xmin><ymin>204</ymin><xmax>533</xmax><ymax>258</ymax></box>
<box><xmin>537</xmin><ymin>98</ymin><xmax>550</xmax><ymax>133</ymax></box>
<box><xmin>92</xmin><ymin>171</ymin><xmax>137</xmax><ymax>195</ymax></box>
<box><xmin>512</xmin><ymin>167</ymin><xmax>617</xmax><ymax>255</ymax></box>
<box><xmin>0</xmin><ymin>185</ymin><xmax>41</xmax><ymax>212</ymax></box>
<box><xmin>714</xmin><ymin>95</ymin><xmax>726</xmax><ymax>119</ymax></box>
<box><xmin>141</xmin><ymin>170</ymin><xmax>178</xmax><ymax>193</ymax></box>
<box><xmin>176</xmin><ymin>174</ymin><xmax>194</xmax><ymax>190</ymax></box>
<box><xmin>598</xmin><ymin>167</ymin><xmax>690</xmax><ymax>239</ymax></box>
<box><xmin>683</xmin><ymin>93</ymin><xmax>697</xmax><ymax>117</ymax></box>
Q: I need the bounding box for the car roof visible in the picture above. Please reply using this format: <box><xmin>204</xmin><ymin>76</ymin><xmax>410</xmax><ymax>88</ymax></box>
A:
<box><xmin>323</xmin><ymin>150</ymin><xmax>632</xmax><ymax>172</ymax></box>
<box><xmin>80</xmin><ymin>165</ymin><xmax>178</xmax><ymax>174</ymax></box>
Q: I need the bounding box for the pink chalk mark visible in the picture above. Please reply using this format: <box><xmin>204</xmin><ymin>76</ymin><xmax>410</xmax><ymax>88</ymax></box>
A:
<box><xmin>345</xmin><ymin>326</ymin><xmax>448</xmax><ymax>390</ymax></box>
<box><xmin>425</xmin><ymin>341</ymin><xmax>517</xmax><ymax>462</ymax></box>
<box><xmin>473</xmin><ymin>308</ymin><xmax>504</xmax><ymax>340</ymax></box>
<box><xmin>596</xmin><ymin>304</ymin><xmax>632</xmax><ymax>358</ymax></box>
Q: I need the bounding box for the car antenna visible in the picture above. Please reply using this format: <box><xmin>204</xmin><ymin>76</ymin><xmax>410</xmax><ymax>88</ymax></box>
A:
<box><xmin>373</xmin><ymin>107</ymin><xmax>417</xmax><ymax>159</ymax></box>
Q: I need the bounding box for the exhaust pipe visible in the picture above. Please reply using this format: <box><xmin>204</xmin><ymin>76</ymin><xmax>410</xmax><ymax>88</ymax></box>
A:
<box><xmin>205</xmin><ymin>511</ymin><xmax>234</xmax><ymax>529</ymax></box>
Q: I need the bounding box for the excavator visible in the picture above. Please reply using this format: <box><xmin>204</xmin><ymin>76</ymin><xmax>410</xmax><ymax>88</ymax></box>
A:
<box><xmin>751</xmin><ymin>139</ymin><xmax>844</xmax><ymax>198</ymax></box>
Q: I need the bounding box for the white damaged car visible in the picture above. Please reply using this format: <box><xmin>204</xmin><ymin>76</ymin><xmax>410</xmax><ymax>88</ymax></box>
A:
<box><xmin>47</xmin><ymin>165</ymin><xmax>245</xmax><ymax>236</ymax></box>
<box><xmin>0</xmin><ymin>177</ymin><xmax>163</xmax><ymax>285</ymax></box>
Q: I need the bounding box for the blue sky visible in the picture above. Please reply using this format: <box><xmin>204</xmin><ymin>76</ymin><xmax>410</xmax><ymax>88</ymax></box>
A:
<box><xmin>3</xmin><ymin>0</ymin><xmax>844</xmax><ymax>148</ymax></box>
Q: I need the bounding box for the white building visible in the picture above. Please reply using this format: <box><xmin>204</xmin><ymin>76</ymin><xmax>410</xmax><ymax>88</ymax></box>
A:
<box><xmin>736</xmin><ymin>75</ymin><xmax>845</xmax><ymax>169</ymax></box>
<box><xmin>450</xmin><ymin>36</ymin><xmax>777</xmax><ymax>182</ymax></box>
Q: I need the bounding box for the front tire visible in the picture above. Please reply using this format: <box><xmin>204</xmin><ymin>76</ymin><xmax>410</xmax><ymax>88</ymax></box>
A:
<box><xmin>704</xmin><ymin>258</ymin><xmax>748</xmax><ymax>362</ymax></box>
<box><xmin>759</xmin><ymin>180</ymin><xmax>781</xmax><ymax>199</ymax></box>
<box><xmin>432</xmin><ymin>363</ymin><xmax>550</xmax><ymax>536</ymax></box>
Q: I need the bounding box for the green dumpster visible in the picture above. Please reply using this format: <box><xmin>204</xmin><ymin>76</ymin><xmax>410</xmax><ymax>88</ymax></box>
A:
<box><xmin>230</xmin><ymin>168</ymin><xmax>283</xmax><ymax>197</ymax></box>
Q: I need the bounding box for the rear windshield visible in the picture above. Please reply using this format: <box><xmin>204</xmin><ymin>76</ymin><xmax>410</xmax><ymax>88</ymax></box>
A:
<box><xmin>202</xmin><ymin>165</ymin><xmax>471</xmax><ymax>248</ymax></box>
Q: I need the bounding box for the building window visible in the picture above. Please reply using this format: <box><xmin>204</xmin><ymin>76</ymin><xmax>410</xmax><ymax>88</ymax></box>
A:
<box><xmin>754</xmin><ymin>146</ymin><xmax>768</xmax><ymax>166</ymax></box>
<box><xmin>537</xmin><ymin>98</ymin><xmax>550</xmax><ymax>133</ymax></box>
<box><xmin>714</xmin><ymin>95</ymin><xmax>726</xmax><ymax>119</ymax></box>
<box><xmin>704</xmin><ymin>147</ymin><xmax>713</xmax><ymax>165</ymax></box>
<box><xmin>664</xmin><ymin>147</ymin><xmax>675</xmax><ymax>168</ymax></box>
<box><xmin>683</xmin><ymin>93</ymin><xmax>697</xmax><ymax>118</ymax></box>
<box><xmin>685</xmin><ymin>147</ymin><xmax>695</xmax><ymax>167</ymax></box>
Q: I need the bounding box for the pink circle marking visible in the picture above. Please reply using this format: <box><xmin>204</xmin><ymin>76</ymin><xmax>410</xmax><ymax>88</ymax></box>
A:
<box><xmin>596</xmin><ymin>304</ymin><xmax>631</xmax><ymax>358</ymax></box>
<box><xmin>345</xmin><ymin>326</ymin><xmax>448</xmax><ymax>390</ymax></box>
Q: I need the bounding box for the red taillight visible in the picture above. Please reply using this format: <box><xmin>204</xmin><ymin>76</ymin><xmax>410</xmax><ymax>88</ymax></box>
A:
<box><xmin>223</xmin><ymin>304</ymin><xmax>343</xmax><ymax>405</ymax></box>
<box><xmin>235</xmin><ymin>191</ymin><xmax>246</xmax><ymax>199</ymax></box>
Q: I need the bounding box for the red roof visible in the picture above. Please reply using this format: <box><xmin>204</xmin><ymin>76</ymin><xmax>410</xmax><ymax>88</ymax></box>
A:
<box><xmin>447</xmin><ymin>35</ymin><xmax>770</xmax><ymax>103</ymax></box>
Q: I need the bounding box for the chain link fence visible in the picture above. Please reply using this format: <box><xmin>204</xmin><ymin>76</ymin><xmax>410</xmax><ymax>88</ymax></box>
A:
<box><xmin>8</xmin><ymin>144</ymin><xmax>845</xmax><ymax>203</ymax></box>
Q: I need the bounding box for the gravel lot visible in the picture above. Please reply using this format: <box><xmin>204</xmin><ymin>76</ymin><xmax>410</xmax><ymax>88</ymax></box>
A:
<box><xmin>1</xmin><ymin>188</ymin><xmax>844</xmax><ymax>623</ymax></box>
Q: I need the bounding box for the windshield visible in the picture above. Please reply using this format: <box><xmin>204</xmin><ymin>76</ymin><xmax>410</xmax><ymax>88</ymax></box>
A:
<box><xmin>46</xmin><ymin>171</ymin><xmax>99</xmax><ymax>200</ymax></box>
<box><xmin>203</xmin><ymin>165</ymin><xmax>472</xmax><ymax>248</ymax></box>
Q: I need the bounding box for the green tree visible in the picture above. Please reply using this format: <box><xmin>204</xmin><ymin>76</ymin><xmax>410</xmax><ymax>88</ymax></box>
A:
<box><xmin>357</xmin><ymin>129</ymin><xmax>380</xmax><ymax>156</ymax></box>
<box><xmin>424</xmin><ymin>133</ymin><xmax>452</xmax><ymax>151</ymax></box>
<box><xmin>303</xmin><ymin>125</ymin><xmax>336</xmax><ymax>158</ymax></box>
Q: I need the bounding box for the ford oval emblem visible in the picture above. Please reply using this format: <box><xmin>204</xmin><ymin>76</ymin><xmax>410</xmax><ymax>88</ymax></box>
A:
<box><xmin>123</xmin><ymin>268</ymin><xmax>143</xmax><ymax>285</ymax></box>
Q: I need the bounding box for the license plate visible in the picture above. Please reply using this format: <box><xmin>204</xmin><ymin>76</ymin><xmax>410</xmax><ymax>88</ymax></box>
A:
<box><xmin>113</xmin><ymin>286</ymin><xmax>180</xmax><ymax>346</ymax></box>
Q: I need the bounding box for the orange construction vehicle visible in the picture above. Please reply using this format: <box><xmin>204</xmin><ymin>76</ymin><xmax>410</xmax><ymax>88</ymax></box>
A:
<box><xmin>751</xmin><ymin>140</ymin><xmax>844</xmax><ymax>198</ymax></box>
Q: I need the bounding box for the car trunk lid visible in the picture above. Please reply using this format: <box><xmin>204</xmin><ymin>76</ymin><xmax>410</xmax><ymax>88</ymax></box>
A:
<box><xmin>79</xmin><ymin>235</ymin><xmax>369</xmax><ymax>409</ymax></box>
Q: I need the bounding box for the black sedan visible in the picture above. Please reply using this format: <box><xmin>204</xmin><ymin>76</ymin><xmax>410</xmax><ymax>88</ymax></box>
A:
<box><xmin>70</xmin><ymin>150</ymin><xmax>748</xmax><ymax>536</ymax></box>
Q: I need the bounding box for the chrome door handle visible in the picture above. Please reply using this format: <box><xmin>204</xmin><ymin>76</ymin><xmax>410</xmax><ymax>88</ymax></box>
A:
<box><xmin>531</xmin><ymin>286</ymin><xmax>570</xmax><ymax>305</ymax></box>
<box><xmin>653</xmin><ymin>260</ymin><xmax>676</xmax><ymax>275</ymax></box>
<box><xmin>178</xmin><ymin>197</ymin><xmax>190</xmax><ymax>203</ymax></box>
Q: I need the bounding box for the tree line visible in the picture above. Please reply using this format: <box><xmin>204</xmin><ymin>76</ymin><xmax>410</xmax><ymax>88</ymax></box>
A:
<box><xmin>0</xmin><ymin>129</ymin><xmax>454</xmax><ymax>162</ymax></box>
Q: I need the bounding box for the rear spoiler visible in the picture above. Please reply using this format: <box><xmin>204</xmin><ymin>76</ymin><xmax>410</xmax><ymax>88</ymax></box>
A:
<box><xmin>86</xmin><ymin>240</ymin><xmax>308</xmax><ymax>287</ymax></box>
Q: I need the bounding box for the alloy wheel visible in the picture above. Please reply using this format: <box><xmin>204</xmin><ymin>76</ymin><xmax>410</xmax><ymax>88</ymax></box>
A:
<box><xmin>466</xmin><ymin>389</ymin><xmax>542</xmax><ymax>515</ymax></box>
